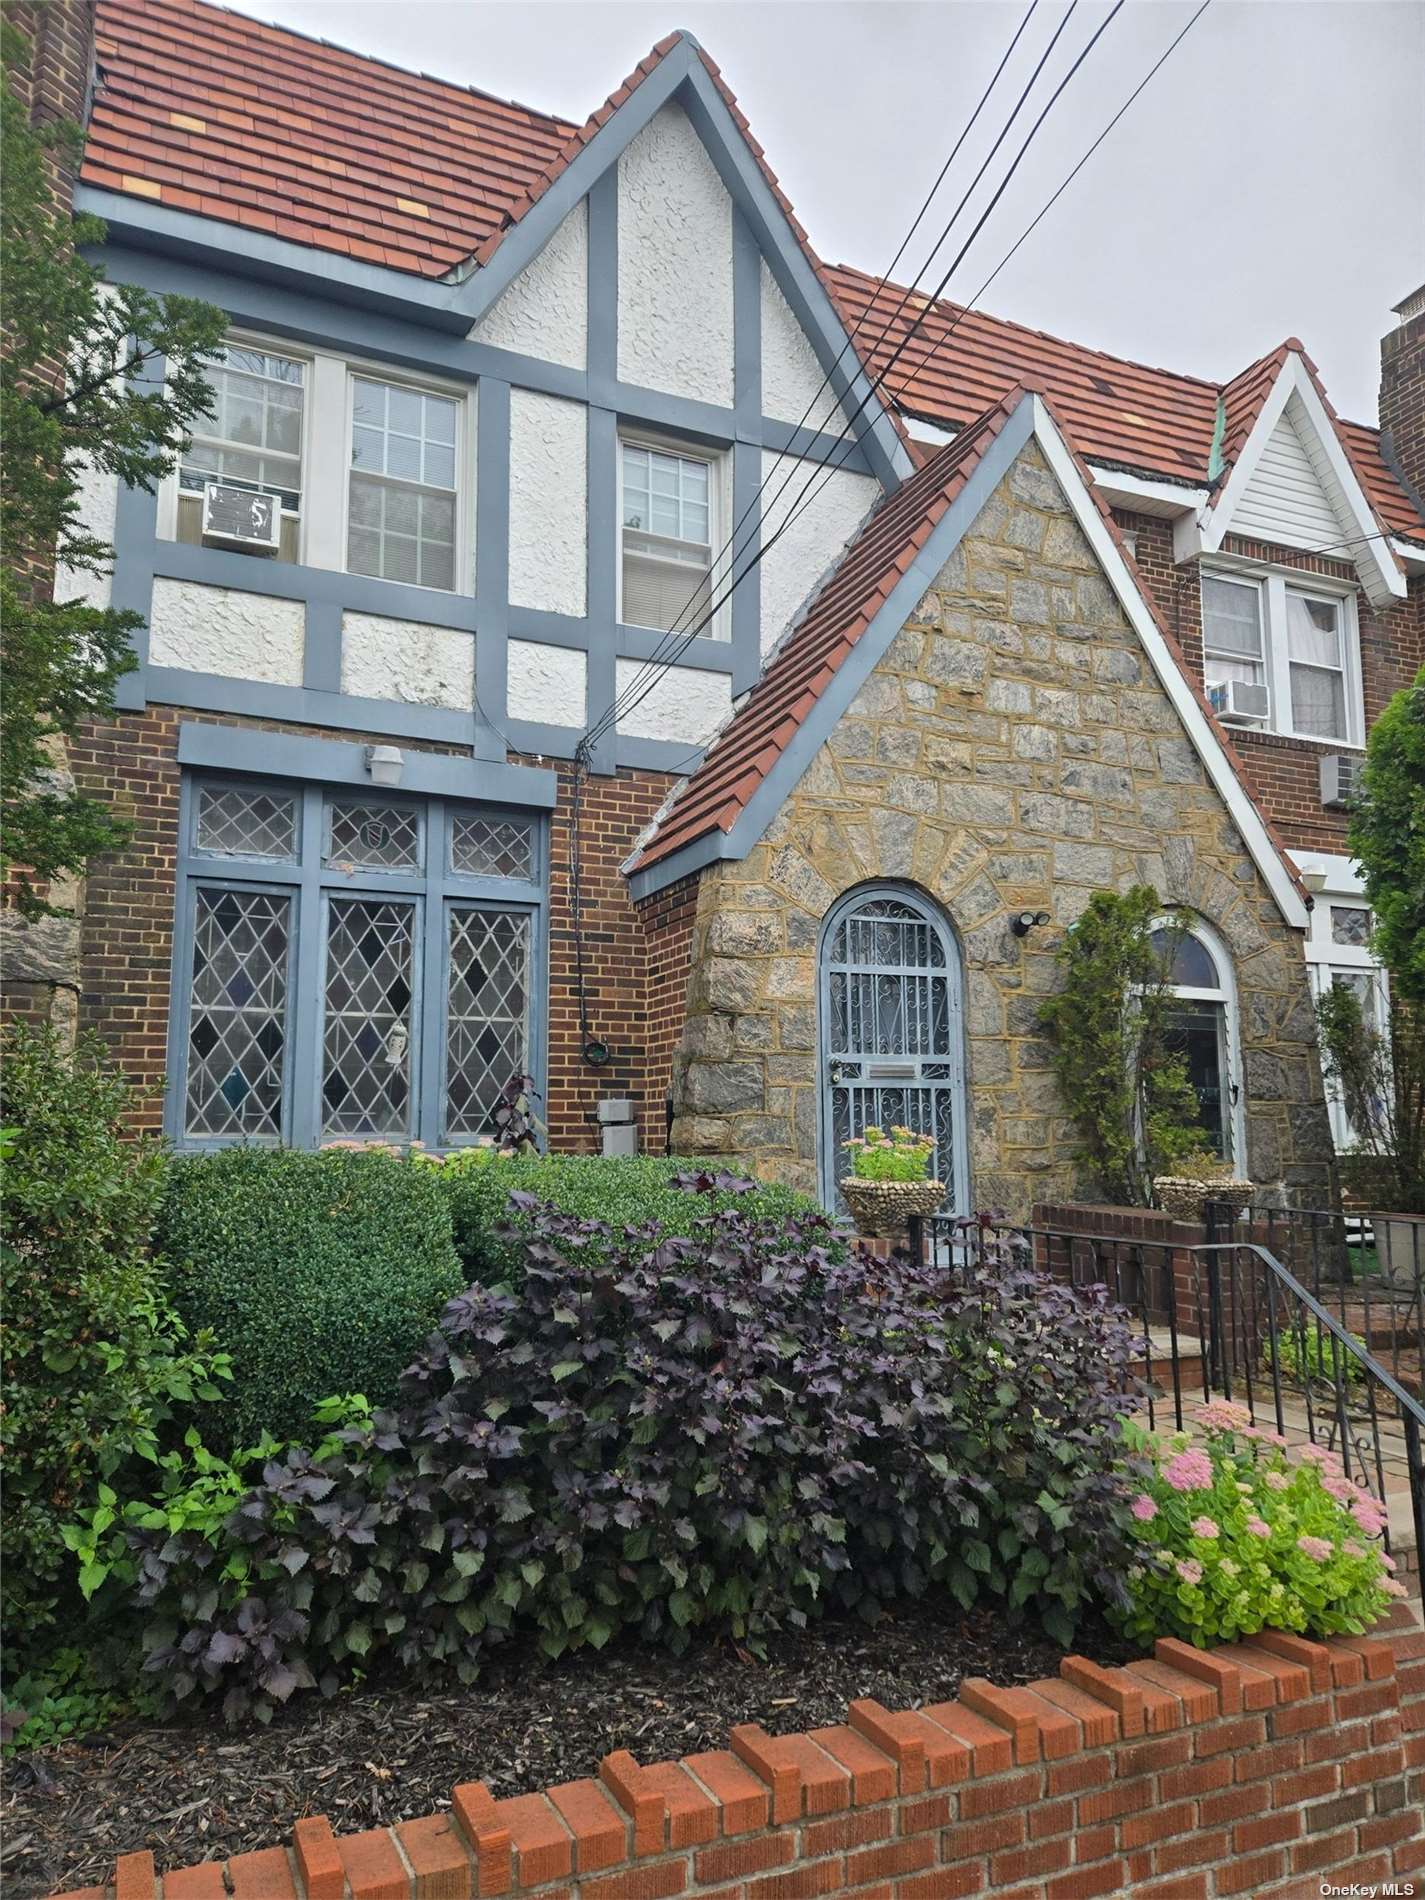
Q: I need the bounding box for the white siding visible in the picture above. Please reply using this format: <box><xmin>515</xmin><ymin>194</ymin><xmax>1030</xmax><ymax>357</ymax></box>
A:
<box><xmin>507</xmin><ymin>640</ymin><xmax>587</xmax><ymax>727</ymax></box>
<box><xmin>469</xmin><ymin>202</ymin><xmax>587</xmax><ymax>371</ymax></box>
<box><xmin>615</xmin><ymin>659</ymin><xmax>732</xmax><ymax>745</ymax></box>
<box><xmin>508</xmin><ymin>390</ymin><xmax>587</xmax><ymax>616</ymax></box>
<box><xmin>1234</xmin><ymin>399</ymin><xmax>1346</xmax><ymax>552</ymax></box>
<box><xmin>340</xmin><ymin>614</ymin><xmax>474</xmax><ymax>710</ymax></box>
<box><xmin>758</xmin><ymin>452</ymin><xmax>879</xmax><ymax>654</ymax></box>
<box><xmin>760</xmin><ymin>261</ymin><xmax>851</xmax><ymax>436</ymax></box>
<box><xmin>148</xmin><ymin>579</ymin><xmax>305</xmax><ymax>685</ymax></box>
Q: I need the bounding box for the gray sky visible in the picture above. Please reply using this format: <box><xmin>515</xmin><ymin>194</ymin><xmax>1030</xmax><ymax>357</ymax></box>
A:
<box><xmin>222</xmin><ymin>0</ymin><xmax>1423</xmax><ymax>423</ymax></box>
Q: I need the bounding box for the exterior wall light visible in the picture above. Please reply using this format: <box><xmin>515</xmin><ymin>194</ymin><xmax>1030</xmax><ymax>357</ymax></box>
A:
<box><xmin>365</xmin><ymin>744</ymin><xmax>404</xmax><ymax>788</ymax></box>
<box><xmin>1300</xmin><ymin>869</ymin><xmax>1329</xmax><ymax>893</ymax></box>
<box><xmin>1011</xmin><ymin>910</ymin><xmax>1050</xmax><ymax>937</ymax></box>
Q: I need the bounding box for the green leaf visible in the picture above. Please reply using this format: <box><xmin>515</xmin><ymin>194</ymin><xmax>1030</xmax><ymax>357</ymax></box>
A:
<box><xmin>551</xmin><ymin>1361</ymin><xmax>583</xmax><ymax>1382</ymax></box>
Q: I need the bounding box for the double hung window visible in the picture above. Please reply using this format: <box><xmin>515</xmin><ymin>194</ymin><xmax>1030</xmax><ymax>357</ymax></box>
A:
<box><xmin>1200</xmin><ymin>569</ymin><xmax>1359</xmax><ymax>743</ymax></box>
<box><xmin>620</xmin><ymin>439</ymin><xmax>718</xmax><ymax>634</ymax></box>
<box><xmin>175</xmin><ymin>777</ymin><xmax>542</xmax><ymax>1149</ymax></box>
<box><xmin>348</xmin><ymin>377</ymin><xmax>460</xmax><ymax>591</ymax></box>
<box><xmin>178</xmin><ymin>344</ymin><xmax>306</xmax><ymax>561</ymax></box>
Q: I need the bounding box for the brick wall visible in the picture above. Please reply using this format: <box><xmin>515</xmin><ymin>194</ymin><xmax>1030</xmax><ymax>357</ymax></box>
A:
<box><xmin>1111</xmin><ymin>511</ymin><xmax>1425</xmax><ymax>857</ymax></box>
<box><xmin>54</xmin><ymin>1608</ymin><xmax>1425</xmax><ymax>1900</ymax></box>
<box><xmin>1380</xmin><ymin>296</ymin><xmax>1425</xmax><ymax>508</ymax></box>
<box><xmin>636</xmin><ymin>871</ymin><xmax>701</xmax><ymax>1156</ymax></box>
<box><xmin>67</xmin><ymin>709</ymin><xmax>676</xmax><ymax>1150</ymax></box>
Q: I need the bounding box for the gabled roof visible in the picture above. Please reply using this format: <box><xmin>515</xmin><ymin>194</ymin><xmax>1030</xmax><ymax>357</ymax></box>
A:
<box><xmin>81</xmin><ymin>0</ymin><xmax>1425</xmax><ymax>546</ymax></box>
<box><xmin>627</xmin><ymin>387</ymin><xmax>1310</xmax><ymax>932</ymax></box>
<box><xmin>84</xmin><ymin>0</ymin><xmax>576</xmax><ymax>278</ymax></box>
<box><xmin>628</xmin><ymin>395</ymin><xmax>1025</xmax><ymax>877</ymax></box>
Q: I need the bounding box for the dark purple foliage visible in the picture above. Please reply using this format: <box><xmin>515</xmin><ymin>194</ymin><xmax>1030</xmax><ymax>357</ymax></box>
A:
<box><xmin>121</xmin><ymin>1201</ymin><xmax>1145</xmax><ymax>1721</ymax></box>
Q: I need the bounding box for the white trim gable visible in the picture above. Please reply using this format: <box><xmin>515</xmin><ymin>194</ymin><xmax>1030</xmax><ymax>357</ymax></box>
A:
<box><xmin>1185</xmin><ymin>356</ymin><xmax>1404</xmax><ymax>607</ymax></box>
<box><xmin>1028</xmin><ymin>396</ymin><xmax>1309</xmax><ymax>929</ymax></box>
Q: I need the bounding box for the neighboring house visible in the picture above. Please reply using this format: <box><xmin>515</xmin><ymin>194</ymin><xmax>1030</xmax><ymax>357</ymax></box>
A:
<box><xmin>35</xmin><ymin>0</ymin><xmax>1425</xmax><ymax>1212</ymax></box>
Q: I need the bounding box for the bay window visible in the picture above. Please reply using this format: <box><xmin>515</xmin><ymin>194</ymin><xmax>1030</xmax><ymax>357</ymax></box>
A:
<box><xmin>1200</xmin><ymin>568</ymin><xmax>1361</xmax><ymax>744</ymax></box>
<box><xmin>173</xmin><ymin>776</ymin><xmax>543</xmax><ymax>1149</ymax></box>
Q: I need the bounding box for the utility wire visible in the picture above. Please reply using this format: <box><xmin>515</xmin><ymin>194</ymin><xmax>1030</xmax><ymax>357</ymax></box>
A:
<box><xmin>590</xmin><ymin>0</ymin><xmax>1134</xmax><ymax>751</ymax></box>
<box><xmin>596</xmin><ymin>0</ymin><xmax>1082</xmax><ymax>739</ymax></box>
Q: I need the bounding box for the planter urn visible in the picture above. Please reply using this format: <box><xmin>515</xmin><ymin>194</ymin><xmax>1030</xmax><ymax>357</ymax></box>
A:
<box><xmin>840</xmin><ymin>1177</ymin><xmax>945</xmax><ymax>1239</ymax></box>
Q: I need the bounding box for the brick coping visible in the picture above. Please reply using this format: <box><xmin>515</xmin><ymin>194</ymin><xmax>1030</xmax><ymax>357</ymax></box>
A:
<box><xmin>53</xmin><ymin>1605</ymin><xmax>1425</xmax><ymax>1900</ymax></box>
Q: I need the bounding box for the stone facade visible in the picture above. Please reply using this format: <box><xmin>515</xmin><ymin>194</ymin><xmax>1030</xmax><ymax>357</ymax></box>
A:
<box><xmin>668</xmin><ymin>439</ymin><xmax>1334</xmax><ymax>1215</ymax></box>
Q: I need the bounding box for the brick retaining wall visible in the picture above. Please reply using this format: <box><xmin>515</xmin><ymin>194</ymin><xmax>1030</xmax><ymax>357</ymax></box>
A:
<box><xmin>54</xmin><ymin>1609</ymin><xmax>1425</xmax><ymax>1900</ymax></box>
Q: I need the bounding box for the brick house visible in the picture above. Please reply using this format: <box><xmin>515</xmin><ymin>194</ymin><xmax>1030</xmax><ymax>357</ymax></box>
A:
<box><xmin>18</xmin><ymin>0</ymin><xmax>1425</xmax><ymax>1214</ymax></box>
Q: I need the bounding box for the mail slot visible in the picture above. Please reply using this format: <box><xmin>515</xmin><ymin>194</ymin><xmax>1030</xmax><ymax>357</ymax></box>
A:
<box><xmin>866</xmin><ymin>1060</ymin><xmax>917</xmax><ymax>1080</ymax></box>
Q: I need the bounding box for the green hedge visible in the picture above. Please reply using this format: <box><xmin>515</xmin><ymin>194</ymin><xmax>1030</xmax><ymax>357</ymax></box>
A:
<box><xmin>159</xmin><ymin>1148</ymin><xmax>465</xmax><ymax>1443</ymax></box>
<box><xmin>425</xmin><ymin>1150</ymin><xmax>831</xmax><ymax>1283</ymax></box>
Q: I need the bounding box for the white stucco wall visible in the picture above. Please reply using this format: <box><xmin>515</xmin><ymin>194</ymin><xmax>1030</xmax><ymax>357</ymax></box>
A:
<box><xmin>508</xmin><ymin>389</ymin><xmax>587</xmax><ymax>617</ymax></box>
<box><xmin>470</xmin><ymin>202</ymin><xmax>588</xmax><ymax>371</ymax></box>
<box><xmin>54</xmin><ymin>453</ymin><xmax>118</xmax><ymax>608</ymax></box>
<box><xmin>148</xmin><ymin>578</ymin><xmax>305</xmax><ymax>685</ymax></box>
<box><xmin>340</xmin><ymin>613</ymin><xmax>474</xmax><ymax>710</ymax></box>
<box><xmin>760</xmin><ymin>263</ymin><xmax>849</xmax><ymax>436</ymax></box>
<box><xmin>615</xmin><ymin>659</ymin><xmax>732</xmax><ymax>745</ymax></box>
<box><xmin>757</xmin><ymin>451</ymin><xmax>880</xmax><ymax>653</ymax></box>
<box><xmin>617</xmin><ymin>103</ymin><xmax>734</xmax><ymax>406</ymax></box>
<box><xmin>507</xmin><ymin>639</ymin><xmax>587</xmax><ymax>727</ymax></box>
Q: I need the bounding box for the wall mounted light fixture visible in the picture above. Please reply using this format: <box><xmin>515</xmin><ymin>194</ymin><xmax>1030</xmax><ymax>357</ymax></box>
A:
<box><xmin>1011</xmin><ymin>910</ymin><xmax>1051</xmax><ymax>938</ymax></box>
<box><xmin>365</xmin><ymin>744</ymin><xmax>404</xmax><ymax>788</ymax></box>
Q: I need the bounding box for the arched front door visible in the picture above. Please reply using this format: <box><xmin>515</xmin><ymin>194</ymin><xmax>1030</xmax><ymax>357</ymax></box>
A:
<box><xmin>818</xmin><ymin>886</ymin><xmax>968</xmax><ymax>1215</ymax></box>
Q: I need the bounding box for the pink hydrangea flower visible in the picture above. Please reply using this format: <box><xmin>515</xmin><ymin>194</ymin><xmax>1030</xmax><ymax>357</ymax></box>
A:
<box><xmin>1343</xmin><ymin>1539</ymin><xmax>1367</xmax><ymax>1559</ymax></box>
<box><xmin>1176</xmin><ymin>1559</ymin><xmax>1203</xmax><ymax>1585</ymax></box>
<box><xmin>1190</xmin><ymin>1516</ymin><xmax>1219</xmax><ymax>1539</ymax></box>
<box><xmin>1246</xmin><ymin>1516</ymin><xmax>1272</xmax><ymax>1539</ymax></box>
<box><xmin>1296</xmin><ymin>1535</ymin><xmax>1333</xmax><ymax>1562</ymax></box>
<box><xmin>1384</xmin><ymin>1578</ymin><xmax>1408</xmax><ymax>1599</ymax></box>
<box><xmin>1194</xmin><ymin>1399</ymin><xmax>1252</xmax><ymax>1433</ymax></box>
<box><xmin>1131</xmin><ymin>1494</ymin><xmax>1158</xmax><ymax>1522</ymax></box>
<box><xmin>1322</xmin><ymin>1473</ymin><xmax>1356</xmax><ymax>1503</ymax></box>
<box><xmin>1352</xmin><ymin>1500</ymin><xmax>1387</xmax><ymax>1536</ymax></box>
<box><xmin>1382</xmin><ymin>1552</ymin><xmax>1398</xmax><ymax>1572</ymax></box>
<box><xmin>1264</xmin><ymin>1470</ymin><xmax>1289</xmax><ymax>1491</ymax></box>
<box><xmin>1298</xmin><ymin>1444</ymin><xmax>1341</xmax><ymax>1471</ymax></box>
<box><xmin>1163</xmin><ymin>1449</ymin><xmax>1214</xmax><ymax>1493</ymax></box>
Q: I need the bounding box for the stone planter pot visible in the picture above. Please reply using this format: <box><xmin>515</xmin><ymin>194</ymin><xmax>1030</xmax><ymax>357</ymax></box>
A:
<box><xmin>1153</xmin><ymin>1175</ymin><xmax>1253</xmax><ymax>1223</ymax></box>
<box><xmin>840</xmin><ymin>1178</ymin><xmax>945</xmax><ymax>1239</ymax></box>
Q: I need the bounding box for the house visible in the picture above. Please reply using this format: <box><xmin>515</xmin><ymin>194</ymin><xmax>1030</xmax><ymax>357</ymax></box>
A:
<box><xmin>12</xmin><ymin>0</ymin><xmax>1425</xmax><ymax>1214</ymax></box>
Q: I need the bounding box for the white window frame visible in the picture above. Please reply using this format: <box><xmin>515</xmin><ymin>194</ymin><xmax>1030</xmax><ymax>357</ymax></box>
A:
<box><xmin>1150</xmin><ymin>911</ymin><xmax>1247</xmax><ymax>1172</ymax></box>
<box><xmin>1200</xmin><ymin>560</ymin><xmax>1364</xmax><ymax>747</ymax></box>
<box><xmin>616</xmin><ymin>430</ymin><xmax>729</xmax><ymax>641</ymax></box>
<box><xmin>159</xmin><ymin>334</ymin><xmax>476</xmax><ymax>594</ymax></box>
<box><xmin>341</xmin><ymin>365</ymin><xmax>471</xmax><ymax>596</ymax></box>
<box><xmin>1298</xmin><ymin>855</ymin><xmax>1389</xmax><ymax>1151</ymax></box>
<box><xmin>158</xmin><ymin>330</ymin><xmax>313</xmax><ymax>562</ymax></box>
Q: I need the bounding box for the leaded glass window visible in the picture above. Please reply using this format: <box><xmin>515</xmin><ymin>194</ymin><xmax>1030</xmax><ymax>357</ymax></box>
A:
<box><xmin>450</xmin><ymin>813</ymin><xmax>534</xmax><ymax>880</ymax></box>
<box><xmin>322</xmin><ymin>897</ymin><xmax>416</xmax><ymax>1139</ymax></box>
<box><xmin>195</xmin><ymin>785</ymin><xmax>298</xmax><ymax>861</ymax></box>
<box><xmin>446</xmin><ymin>909</ymin><xmax>531</xmax><ymax>1138</ymax></box>
<box><xmin>326</xmin><ymin>801</ymin><xmax>421</xmax><ymax>872</ymax></box>
<box><xmin>178</xmin><ymin>777</ymin><xmax>543</xmax><ymax>1149</ymax></box>
<box><xmin>185</xmin><ymin>887</ymin><xmax>291</xmax><ymax>1138</ymax></box>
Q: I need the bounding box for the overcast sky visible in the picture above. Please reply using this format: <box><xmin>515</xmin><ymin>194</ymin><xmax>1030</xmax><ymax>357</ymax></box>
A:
<box><xmin>222</xmin><ymin>0</ymin><xmax>1423</xmax><ymax>423</ymax></box>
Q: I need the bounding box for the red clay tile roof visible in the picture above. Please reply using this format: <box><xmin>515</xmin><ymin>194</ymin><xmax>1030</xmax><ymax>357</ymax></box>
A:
<box><xmin>84</xmin><ymin>0</ymin><xmax>576</xmax><ymax>277</ymax></box>
<box><xmin>82</xmin><ymin>0</ymin><xmax>1424</xmax><ymax>546</ymax></box>
<box><xmin>628</xmin><ymin>395</ymin><xmax>1024</xmax><ymax>874</ymax></box>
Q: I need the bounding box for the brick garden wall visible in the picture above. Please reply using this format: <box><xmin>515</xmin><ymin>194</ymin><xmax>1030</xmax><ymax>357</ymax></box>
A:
<box><xmin>55</xmin><ymin>1609</ymin><xmax>1425</xmax><ymax>1900</ymax></box>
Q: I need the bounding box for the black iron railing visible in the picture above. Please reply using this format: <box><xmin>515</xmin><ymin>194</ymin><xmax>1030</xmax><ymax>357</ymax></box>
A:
<box><xmin>914</xmin><ymin>1212</ymin><xmax>1425</xmax><ymax>1582</ymax></box>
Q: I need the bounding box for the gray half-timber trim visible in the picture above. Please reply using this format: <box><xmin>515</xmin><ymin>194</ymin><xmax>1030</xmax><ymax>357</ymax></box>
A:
<box><xmin>623</xmin><ymin>402</ymin><xmax>1037</xmax><ymax>902</ymax></box>
<box><xmin>175</xmin><ymin>722</ymin><xmax>558</xmax><ymax>808</ymax></box>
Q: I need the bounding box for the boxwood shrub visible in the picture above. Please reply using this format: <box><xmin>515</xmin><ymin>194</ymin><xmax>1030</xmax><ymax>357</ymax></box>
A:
<box><xmin>159</xmin><ymin>1147</ymin><xmax>465</xmax><ymax>1444</ymax></box>
<box><xmin>425</xmin><ymin>1149</ymin><xmax>830</xmax><ymax>1281</ymax></box>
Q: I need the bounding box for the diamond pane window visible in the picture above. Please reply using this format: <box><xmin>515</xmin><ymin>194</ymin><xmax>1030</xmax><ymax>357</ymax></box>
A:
<box><xmin>450</xmin><ymin>813</ymin><xmax>534</xmax><ymax>880</ymax></box>
<box><xmin>322</xmin><ymin>897</ymin><xmax>416</xmax><ymax>1139</ymax></box>
<box><xmin>1330</xmin><ymin>905</ymin><xmax>1371</xmax><ymax>948</ymax></box>
<box><xmin>195</xmin><ymin>785</ymin><xmax>298</xmax><ymax>860</ymax></box>
<box><xmin>446</xmin><ymin>909</ymin><xmax>530</xmax><ymax>1139</ymax></box>
<box><xmin>185</xmin><ymin>887</ymin><xmax>291</xmax><ymax>1138</ymax></box>
<box><xmin>326</xmin><ymin>801</ymin><xmax>420</xmax><ymax>872</ymax></box>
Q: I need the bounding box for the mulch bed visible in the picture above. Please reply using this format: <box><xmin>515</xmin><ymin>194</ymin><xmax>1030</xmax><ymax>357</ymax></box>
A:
<box><xmin>2</xmin><ymin>1602</ymin><xmax>1141</xmax><ymax>1900</ymax></box>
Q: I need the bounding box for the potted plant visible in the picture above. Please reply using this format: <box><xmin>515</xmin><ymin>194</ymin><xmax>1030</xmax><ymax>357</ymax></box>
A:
<box><xmin>840</xmin><ymin>1125</ymin><xmax>943</xmax><ymax>1237</ymax></box>
<box><xmin>1152</xmin><ymin>1155</ymin><xmax>1253</xmax><ymax>1224</ymax></box>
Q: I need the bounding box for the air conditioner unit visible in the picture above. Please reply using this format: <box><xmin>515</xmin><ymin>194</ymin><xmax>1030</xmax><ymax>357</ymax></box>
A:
<box><xmin>200</xmin><ymin>482</ymin><xmax>280</xmax><ymax>553</ymax></box>
<box><xmin>1207</xmin><ymin>679</ymin><xmax>1270</xmax><ymax>724</ymax></box>
<box><xmin>1319</xmin><ymin>754</ymin><xmax>1360</xmax><ymax>809</ymax></box>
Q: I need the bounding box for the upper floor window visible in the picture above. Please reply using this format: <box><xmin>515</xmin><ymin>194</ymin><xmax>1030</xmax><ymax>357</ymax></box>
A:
<box><xmin>620</xmin><ymin>438</ymin><xmax>717</xmax><ymax>634</ymax></box>
<box><xmin>179</xmin><ymin>345</ymin><xmax>305</xmax><ymax>562</ymax></box>
<box><xmin>1201</xmin><ymin>569</ymin><xmax>1360</xmax><ymax>745</ymax></box>
<box><xmin>348</xmin><ymin>377</ymin><xmax>460</xmax><ymax>591</ymax></box>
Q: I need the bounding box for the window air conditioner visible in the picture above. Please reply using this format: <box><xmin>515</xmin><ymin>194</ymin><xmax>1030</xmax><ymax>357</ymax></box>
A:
<box><xmin>200</xmin><ymin>482</ymin><xmax>280</xmax><ymax>553</ymax></box>
<box><xmin>1207</xmin><ymin>679</ymin><xmax>1270</xmax><ymax>724</ymax></box>
<box><xmin>1319</xmin><ymin>754</ymin><xmax>1360</xmax><ymax>809</ymax></box>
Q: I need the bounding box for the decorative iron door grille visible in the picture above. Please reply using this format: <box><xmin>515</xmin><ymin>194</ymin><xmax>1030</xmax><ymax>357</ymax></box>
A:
<box><xmin>819</xmin><ymin>890</ymin><xmax>965</xmax><ymax>1215</ymax></box>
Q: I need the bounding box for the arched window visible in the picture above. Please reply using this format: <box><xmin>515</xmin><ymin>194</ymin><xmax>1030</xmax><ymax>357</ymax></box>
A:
<box><xmin>1149</xmin><ymin>916</ymin><xmax>1244</xmax><ymax>1167</ymax></box>
<box><xmin>817</xmin><ymin>885</ymin><xmax>967</xmax><ymax>1214</ymax></box>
